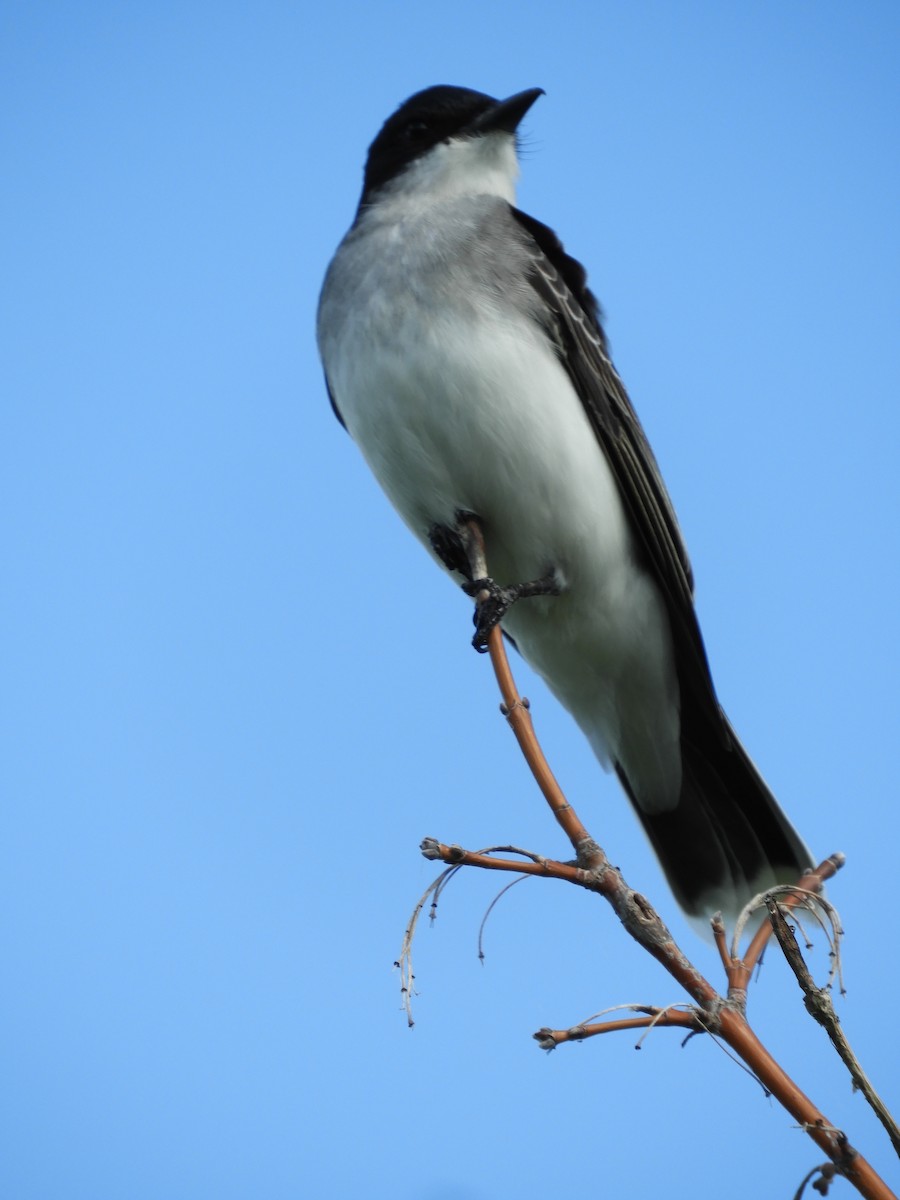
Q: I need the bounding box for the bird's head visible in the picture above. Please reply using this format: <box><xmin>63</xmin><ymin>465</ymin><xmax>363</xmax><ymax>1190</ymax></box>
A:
<box><xmin>358</xmin><ymin>85</ymin><xmax>544</xmax><ymax>212</ymax></box>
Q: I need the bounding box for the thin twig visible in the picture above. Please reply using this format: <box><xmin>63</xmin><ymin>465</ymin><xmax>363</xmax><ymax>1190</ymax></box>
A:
<box><xmin>405</xmin><ymin>521</ymin><xmax>898</xmax><ymax>1199</ymax></box>
<box><xmin>535</xmin><ymin>1005</ymin><xmax>700</xmax><ymax>1048</ymax></box>
<box><xmin>793</xmin><ymin>1163</ymin><xmax>838</xmax><ymax>1199</ymax></box>
<box><xmin>395</xmin><ymin>869</ymin><xmax>457</xmax><ymax>1027</ymax></box>
<box><xmin>462</xmin><ymin>517</ymin><xmax>599</xmax><ymax>860</ymax></box>
<box><xmin>768</xmin><ymin>899</ymin><xmax>900</xmax><ymax>1160</ymax></box>
<box><xmin>478</xmin><ymin>874</ymin><xmax>531</xmax><ymax>962</ymax></box>
<box><xmin>732</xmin><ymin>858</ymin><xmax>845</xmax><ymax>982</ymax></box>
<box><xmin>712</xmin><ymin>911</ymin><xmax>731</xmax><ymax>975</ymax></box>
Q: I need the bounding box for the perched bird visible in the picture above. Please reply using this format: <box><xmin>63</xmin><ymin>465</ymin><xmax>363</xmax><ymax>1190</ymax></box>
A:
<box><xmin>317</xmin><ymin>84</ymin><xmax>814</xmax><ymax>923</ymax></box>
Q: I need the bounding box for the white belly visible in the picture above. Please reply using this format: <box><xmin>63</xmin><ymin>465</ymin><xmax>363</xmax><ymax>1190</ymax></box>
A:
<box><xmin>319</xmin><ymin>236</ymin><xmax>682</xmax><ymax>810</ymax></box>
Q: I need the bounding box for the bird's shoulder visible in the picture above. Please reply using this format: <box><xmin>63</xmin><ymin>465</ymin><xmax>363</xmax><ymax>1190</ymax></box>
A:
<box><xmin>508</xmin><ymin>207</ymin><xmax>609</xmax><ymax>352</ymax></box>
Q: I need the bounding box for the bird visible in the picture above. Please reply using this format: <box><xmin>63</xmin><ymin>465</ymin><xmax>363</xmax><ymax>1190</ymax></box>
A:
<box><xmin>316</xmin><ymin>84</ymin><xmax>814</xmax><ymax>925</ymax></box>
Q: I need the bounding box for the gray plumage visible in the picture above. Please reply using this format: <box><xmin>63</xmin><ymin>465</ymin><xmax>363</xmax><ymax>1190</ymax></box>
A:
<box><xmin>318</xmin><ymin>85</ymin><xmax>814</xmax><ymax>924</ymax></box>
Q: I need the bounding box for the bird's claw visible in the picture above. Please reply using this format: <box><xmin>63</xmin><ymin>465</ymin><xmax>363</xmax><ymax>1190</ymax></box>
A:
<box><xmin>462</xmin><ymin>572</ymin><xmax>561</xmax><ymax>653</ymax></box>
<box><xmin>462</xmin><ymin>577</ymin><xmax>514</xmax><ymax>652</ymax></box>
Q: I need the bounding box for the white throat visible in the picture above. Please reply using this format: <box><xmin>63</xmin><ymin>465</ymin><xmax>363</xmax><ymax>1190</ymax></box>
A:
<box><xmin>382</xmin><ymin>132</ymin><xmax>520</xmax><ymax>208</ymax></box>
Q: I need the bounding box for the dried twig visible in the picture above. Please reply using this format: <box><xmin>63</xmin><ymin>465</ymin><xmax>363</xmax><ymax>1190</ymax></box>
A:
<box><xmin>535</xmin><ymin>1003</ymin><xmax>701</xmax><ymax>1049</ymax></box>
<box><xmin>793</xmin><ymin>1163</ymin><xmax>838</xmax><ymax>1199</ymax></box>
<box><xmin>477</xmin><ymin>874</ymin><xmax>531</xmax><ymax>963</ymax></box>
<box><xmin>404</xmin><ymin>518</ymin><xmax>897</xmax><ymax>1200</ymax></box>
<box><xmin>768</xmin><ymin>899</ymin><xmax>900</xmax><ymax>1159</ymax></box>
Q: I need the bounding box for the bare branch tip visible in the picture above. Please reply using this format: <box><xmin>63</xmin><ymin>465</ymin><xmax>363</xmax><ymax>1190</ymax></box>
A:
<box><xmin>533</xmin><ymin>1027</ymin><xmax>558</xmax><ymax>1052</ymax></box>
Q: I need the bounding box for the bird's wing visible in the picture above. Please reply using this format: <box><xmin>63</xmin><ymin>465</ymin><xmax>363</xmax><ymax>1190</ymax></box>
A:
<box><xmin>324</xmin><ymin>374</ymin><xmax>346</xmax><ymax>428</ymax></box>
<box><xmin>512</xmin><ymin>208</ymin><xmax>726</xmax><ymax>736</ymax></box>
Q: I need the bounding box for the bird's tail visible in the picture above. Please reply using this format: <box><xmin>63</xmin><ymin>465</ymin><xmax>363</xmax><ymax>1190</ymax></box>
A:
<box><xmin>618</xmin><ymin>717</ymin><xmax>815</xmax><ymax>927</ymax></box>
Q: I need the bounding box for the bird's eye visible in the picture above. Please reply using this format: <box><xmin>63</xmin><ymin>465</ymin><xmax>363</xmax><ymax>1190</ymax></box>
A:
<box><xmin>403</xmin><ymin>120</ymin><xmax>431</xmax><ymax>141</ymax></box>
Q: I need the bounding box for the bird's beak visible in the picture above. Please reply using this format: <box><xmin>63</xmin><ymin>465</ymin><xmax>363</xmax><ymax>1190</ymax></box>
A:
<box><xmin>468</xmin><ymin>88</ymin><xmax>544</xmax><ymax>135</ymax></box>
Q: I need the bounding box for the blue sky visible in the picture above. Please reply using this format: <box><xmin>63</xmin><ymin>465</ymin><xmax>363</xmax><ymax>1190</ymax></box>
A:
<box><xmin>3</xmin><ymin>3</ymin><xmax>899</xmax><ymax>1197</ymax></box>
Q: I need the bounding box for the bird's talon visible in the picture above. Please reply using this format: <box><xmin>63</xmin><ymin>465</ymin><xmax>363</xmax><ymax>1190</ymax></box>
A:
<box><xmin>467</xmin><ymin>579</ymin><xmax>516</xmax><ymax>651</ymax></box>
<box><xmin>462</xmin><ymin>572</ymin><xmax>560</xmax><ymax>652</ymax></box>
<box><xmin>461</xmin><ymin>576</ymin><xmax>493</xmax><ymax>599</ymax></box>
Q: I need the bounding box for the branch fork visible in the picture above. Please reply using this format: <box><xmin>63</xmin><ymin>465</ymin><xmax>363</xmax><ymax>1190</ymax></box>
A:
<box><xmin>398</xmin><ymin>517</ymin><xmax>897</xmax><ymax>1200</ymax></box>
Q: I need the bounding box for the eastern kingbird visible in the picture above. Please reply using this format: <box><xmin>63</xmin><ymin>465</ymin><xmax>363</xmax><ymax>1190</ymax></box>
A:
<box><xmin>317</xmin><ymin>85</ymin><xmax>814</xmax><ymax>923</ymax></box>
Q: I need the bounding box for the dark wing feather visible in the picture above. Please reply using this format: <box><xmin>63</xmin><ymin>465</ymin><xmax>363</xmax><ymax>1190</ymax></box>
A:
<box><xmin>324</xmin><ymin>373</ymin><xmax>346</xmax><ymax>429</ymax></box>
<box><xmin>512</xmin><ymin>207</ymin><xmax>727</xmax><ymax>739</ymax></box>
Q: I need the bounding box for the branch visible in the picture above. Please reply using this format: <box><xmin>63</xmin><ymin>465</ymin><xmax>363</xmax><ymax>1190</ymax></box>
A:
<box><xmin>731</xmin><ymin>858</ymin><xmax>845</xmax><ymax>982</ymax></box>
<box><xmin>767</xmin><ymin>898</ymin><xmax>900</xmax><ymax>1159</ymax></box>
<box><xmin>405</xmin><ymin>518</ymin><xmax>897</xmax><ymax>1199</ymax></box>
<box><xmin>535</xmin><ymin>1004</ymin><xmax>702</xmax><ymax>1048</ymax></box>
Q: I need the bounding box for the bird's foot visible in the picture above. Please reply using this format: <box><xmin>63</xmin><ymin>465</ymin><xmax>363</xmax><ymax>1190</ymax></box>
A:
<box><xmin>463</xmin><ymin>572</ymin><xmax>560</xmax><ymax>653</ymax></box>
<box><xmin>429</xmin><ymin>515</ymin><xmax>560</xmax><ymax>652</ymax></box>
